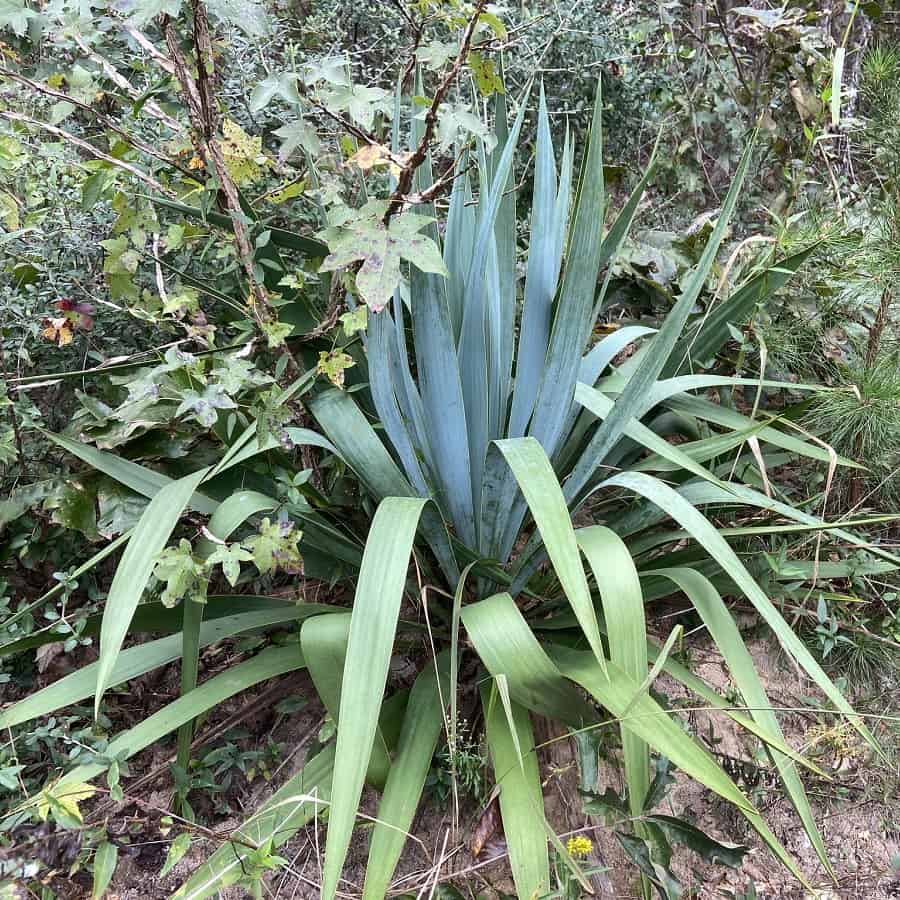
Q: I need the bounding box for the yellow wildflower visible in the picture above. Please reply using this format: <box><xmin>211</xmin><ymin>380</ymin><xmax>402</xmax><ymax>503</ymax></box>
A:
<box><xmin>566</xmin><ymin>835</ymin><xmax>593</xmax><ymax>859</ymax></box>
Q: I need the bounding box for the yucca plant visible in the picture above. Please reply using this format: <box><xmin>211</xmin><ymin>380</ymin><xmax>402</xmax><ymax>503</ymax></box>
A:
<box><xmin>3</xmin><ymin>83</ymin><xmax>897</xmax><ymax>900</ymax></box>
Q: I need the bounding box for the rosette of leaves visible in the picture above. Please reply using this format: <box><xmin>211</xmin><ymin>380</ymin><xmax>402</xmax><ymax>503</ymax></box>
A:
<box><xmin>2</xmin><ymin>82</ymin><xmax>895</xmax><ymax>900</ymax></box>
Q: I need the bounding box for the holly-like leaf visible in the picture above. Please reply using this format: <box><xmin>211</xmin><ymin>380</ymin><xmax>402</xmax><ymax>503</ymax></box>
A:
<box><xmin>162</xmin><ymin>284</ymin><xmax>200</xmax><ymax>317</ymax></box>
<box><xmin>212</xmin><ymin>353</ymin><xmax>272</xmax><ymax>394</ymax></box>
<box><xmin>478</xmin><ymin>10</ymin><xmax>507</xmax><ymax>38</ymax></box>
<box><xmin>254</xmin><ymin>387</ymin><xmax>292</xmax><ymax>449</ymax></box>
<box><xmin>417</xmin><ymin>39</ymin><xmax>456</xmax><ymax>70</ymax></box>
<box><xmin>153</xmin><ymin>539</ymin><xmax>208</xmax><ymax>607</ymax></box>
<box><xmin>317</xmin><ymin>349</ymin><xmax>355</xmax><ymax>387</ymax></box>
<box><xmin>318</xmin><ymin>200</ymin><xmax>448</xmax><ymax>311</ymax></box>
<box><xmin>101</xmin><ymin>236</ymin><xmax>140</xmax><ymax>275</ymax></box>
<box><xmin>273</xmin><ymin>118</ymin><xmax>321</xmax><ymax>161</ymax></box>
<box><xmin>0</xmin><ymin>189</ymin><xmax>18</xmax><ymax>230</ymax></box>
<box><xmin>206</xmin><ymin>0</ymin><xmax>270</xmax><ymax>36</ymax></box>
<box><xmin>430</xmin><ymin>101</ymin><xmax>496</xmax><ymax>152</ymax></box>
<box><xmin>261</xmin><ymin>319</ymin><xmax>293</xmax><ymax>349</ymax></box>
<box><xmin>125</xmin><ymin>0</ymin><xmax>183</xmax><ymax>27</ymax></box>
<box><xmin>35</xmin><ymin>780</ymin><xmax>96</xmax><ymax>828</ymax></box>
<box><xmin>0</xmin><ymin>765</ymin><xmax>24</xmax><ymax>791</ymax></box>
<box><xmin>176</xmin><ymin>383</ymin><xmax>237</xmax><ymax>427</ymax></box>
<box><xmin>339</xmin><ymin>305</ymin><xmax>367</xmax><ymax>336</ymax></box>
<box><xmin>205</xmin><ymin>541</ymin><xmax>253</xmax><ymax>586</ymax></box>
<box><xmin>302</xmin><ymin>57</ymin><xmax>351</xmax><ymax>87</ymax></box>
<box><xmin>645</xmin><ymin>815</ymin><xmax>749</xmax><ymax>868</ymax></box>
<box><xmin>250</xmin><ymin>72</ymin><xmax>302</xmax><ymax>112</ymax></box>
<box><xmin>245</xmin><ymin>518</ymin><xmax>302</xmax><ymax>574</ymax></box>
<box><xmin>321</xmin><ymin>84</ymin><xmax>390</xmax><ymax>130</ymax></box>
<box><xmin>0</xmin><ymin>0</ymin><xmax>39</xmax><ymax>34</ymax></box>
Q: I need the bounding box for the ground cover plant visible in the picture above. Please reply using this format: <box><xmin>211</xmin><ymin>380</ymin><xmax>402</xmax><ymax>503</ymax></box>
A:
<box><xmin>2</xmin><ymin>1</ymin><xmax>900</xmax><ymax>898</ymax></box>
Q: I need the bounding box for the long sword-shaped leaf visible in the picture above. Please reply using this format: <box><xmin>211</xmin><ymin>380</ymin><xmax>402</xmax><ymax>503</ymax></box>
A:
<box><xmin>461</xmin><ymin>593</ymin><xmax>597</xmax><ymax>726</ymax></box>
<box><xmin>528</xmin><ymin>80</ymin><xmax>606</xmax><ymax>460</ymax></box>
<box><xmin>0</xmin><ymin>607</ymin><xmax>327</xmax><ymax>729</ymax></box>
<box><xmin>458</xmin><ymin>91</ymin><xmax>530</xmax><ymax>525</ymax></box>
<box><xmin>663</xmin><ymin>392</ymin><xmax>859</xmax><ymax>468</ymax></box>
<box><xmin>94</xmin><ymin>467</ymin><xmax>210</xmax><ymax>716</ymax></box>
<box><xmin>664</xmin><ymin>244</ymin><xmax>818</xmax><ymax>377</ymax></box>
<box><xmin>174</xmin><ymin>745</ymin><xmax>336</xmax><ymax>900</ymax></box>
<box><xmin>308</xmin><ymin>388</ymin><xmax>458</xmax><ymax>581</ymax></box>
<box><xmin>361</xmin><ymin>652</ymin><xmax>451</xmax><ymax>900</ymax></box>
<box><xmin>565</xmin><ymin>133</ymin><xmax>757</xmax><ymax>503</ymax></box>
<box><xmin>480</xmin><ymin>683</ymin><xmax>551</xmax><ymax>900</ymax></box>
<box><xmin>574</xmin><ymin>382</ymin><xmax>734</xmax><ymax>491</ymax></box>
<box><xmin>550</xmin><ymin>644</ymin><xmax>809</xmax><ymax>885</ymax></box>
<box><xmin>647</xmin><ymin>567</ymin><xmax>831</xmax><ymax>875</ymax></box>
<box><xmin>368</xmin><ymin>302</ymin><xmax>432</xmax><ymax>496</ymax></box>
<box><xmin>0</xmin><ymin>595</ymin><xmax>298</xmax><ymax>661</ymax></box>
<box><xmin>496</xmin><ymin>438</ymin><xmax>607</xmax><ymax>672</ymax></box>
<box><xmin>577</xmin><ymin>526</ymin><xmax>648</xmax><ymax>818</ymax></box>
<box><xmin>596</xmin><ymin>471</ymin><xmax>878</xmax><ymax>751</ymax></box>
<box><xmin>56</xmin><ymin>646</ymin><xmax>305</xmax><ymax>790</ymax></box>
<box><xmin>320</xmin><ymin>497</ymin><xmax>428</xmax><ymax>900</ymax></box>
<box><xmin>464</xmin><ymin>594</ymin><xmax>808</xmax><ymax>885</ymax></box>
<box><xmin>171</xmin><ymin>689</ymin><xmax>410</xmax><ymax>900</ymax></box>
<box><xmin>509</xmin><ymin>84</ymin><xmax>561</xmax><ymax>438</ymax></box>
<box><xmin>46</xmin><ymin>432</ymin><xmax>217</xmax><ymax>515</ymax></box>
<box><xmin>301</xmin><ymin>613</ymin><xmax>392</xmax><ymax>789</ymax></box>
<box><xmin>578</xmin><ymin>326</ymin><xmax>657</xmax><ymax>388</ymax></box>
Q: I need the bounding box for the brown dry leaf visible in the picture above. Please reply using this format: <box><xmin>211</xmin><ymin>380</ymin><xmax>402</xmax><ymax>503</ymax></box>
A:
<box><xmin>36</xmin><ymin>641</ymin><xmax>65</xmax><ymax>673</ymax></box>
<box><xmin>470</xmin><ymin>795</ymin><xmax>501</xmax><ymax>857</ymax></box>
<box><xmin>348</xmin><ymin>143</ymin><xmax>391</xmax><ymax>172</ymax></box>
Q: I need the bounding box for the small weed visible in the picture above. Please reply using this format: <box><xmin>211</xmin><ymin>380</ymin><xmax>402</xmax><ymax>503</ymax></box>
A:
<box><xmin>425</xmin><ymin>719</ymin><xmax>487</xmax><ymax>807</ymax></box>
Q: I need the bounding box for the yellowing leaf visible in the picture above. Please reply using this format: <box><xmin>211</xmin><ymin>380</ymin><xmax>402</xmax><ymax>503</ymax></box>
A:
<box><xmin>0</xmin><ymin>189</ymin><xmax>18</xmax><ymax>230</ymax></box>
<box><xmin>246</xmin><ymin>517</ymin><xmax>302</xmax><ymax>574</ymax></box>
<box><xmin>42</xmin><ymin>316</ymin><xmax>74</xmax><ymax>347</ymax></box>
<box><xmin>469</xmin><ymin>51</ymin><xmax>504</xmax><ymax>96</ymax></box>
<box><xmin>36</xmin><ymin>780</ymin><xmax>96</xmax><ymax>826</ymax></box>
<box><xmin>317</xmin><ymin>349</ymin><xmax>355</xmax><ymax>387</ymax></box>
<box><xmin>221</xmin><ymin>119</ymin><xmax>266</xmax><ymax>185</ymax></box>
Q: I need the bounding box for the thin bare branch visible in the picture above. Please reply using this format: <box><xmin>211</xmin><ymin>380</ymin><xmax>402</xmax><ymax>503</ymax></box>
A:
<box><xmin>0</xmin><ymin>67</ymin><xmax>190</xmax><ymax>176</ymax></box>
<box><xmin>384</xmin><ymin>0</ymin><xmax>488</xmax><ymax>224</ymax></box>
<box><xmin>0</xmin><ymin>109</ymin><xmax>171</xmax><ymax>194</ymax></box>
